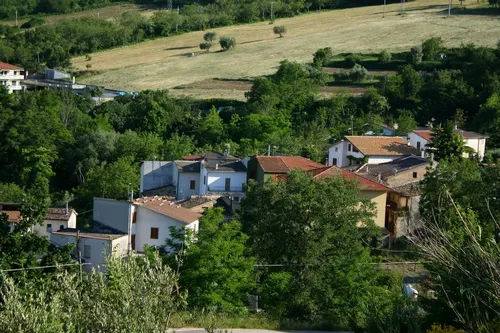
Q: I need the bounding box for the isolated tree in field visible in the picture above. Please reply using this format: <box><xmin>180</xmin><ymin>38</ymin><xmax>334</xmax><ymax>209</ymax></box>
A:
<box><xmin>378</xmin><ymin>50</ymin><xmax>392</xmax><ymax>63</ymax></box>
<box><xmin>349</xmin><ymin>64</ymin><xmax>369</xmax><ymax>82</ymax></box>
<box><xmin>273</xmin><ymin>25</ymin><xmax>287</xmax><ymax>38</ymax></box>
<box><xmin>422</xmin><ymin>37</ymin><xmax>444</xmax><ymax>61</ymax></box>
<box><xmin>203</xmin><ymin>31</ymin><xmax>217</xmax><ymax>42</ymax></box>
<box><xmin>199</xmin><ymin>41</ymin><xmax>213</xmax><ymax>52</ymax></box>
<box><xmin>219</xmin><ymin>36</ymin><xmax>236</xmax><ymax>51</ymax></box>
<box><xmin>86</xmin><ymin>63</ymin><xmax>92</xmax><ymax>70</ymax></box>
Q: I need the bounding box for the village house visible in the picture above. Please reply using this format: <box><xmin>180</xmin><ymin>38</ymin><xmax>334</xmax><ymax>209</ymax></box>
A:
<box><xmin>50</xmin><ymin>229</ymin><xmax>128</xmax><ymax>272</ymax></box>
<box><xmin>328</xmin><ymin>136</ymin><xmax>418</xmax><ymax>168</ymax></box>
<box><xmin>140</xmin><ymin>151</ymin><xmax>247</xmax><ymax>202</ymax></box>
<box><xmin>247</xmin><ymin>155</ymin><xmax>325</xmax><ymax>182</ymax></box>
<box><xmin>0</xmin><ymin>62</ymin><xmax>26</xmax><ymax>93</ymax></box>
<box><xmin>355</xmin><ymin>156</ymin><xmax>433</xmax><ymax>242</ymax></box>
<box><xmin>1</xmin><ymin>202</ymin><xmax>77</xmax><ymax>236</ymax></box>
<box><xmin>407</xmin><ymin>126</ymin><xmax>488</xmax><ymax>160</ymax></box>
<box><xmin>93</xmin><ymin>196</ymin><xmax>201</xmax><ymax>253</ymax></box>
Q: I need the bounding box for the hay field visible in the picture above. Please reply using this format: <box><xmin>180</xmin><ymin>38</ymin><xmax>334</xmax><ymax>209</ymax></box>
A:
<box><xmin>73</xmin><ymin>0</ymin><xmax>500</xmax><ymax>94</ymax></box>
<box><xmin>1</xmin><ymin>4</ymin><xmax>158</xmax><ymax>27</ymax></box>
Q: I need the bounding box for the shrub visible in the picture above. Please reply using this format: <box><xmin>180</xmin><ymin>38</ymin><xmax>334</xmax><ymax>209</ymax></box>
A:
<box><xmin>20</xmin><ymin>17</ymin><xmax>46</xmax><ymax>29</ymax></box>
<box><xmin>349</xmin><ymin>64</ymin><xmax>369</xmax><ymax>82</ymax></box>
<box><xmin>203</xmin><ymin>31</ymin><xmax>217</xmax><ymax>42</ymax></box>
<box><xmin>313</xmin><ymin>47</ymin><xmax>333</xmax><ymax>67</ymax></box>
<box><xmin>219</xmin><ymin>36</ymin><xmax>236</xmax><ymax>51</ymax></box>
<box><xmin>85</xmin><ymin>54</ymin><xmax>92</xmax><ymax>61</ymax></box>
<box><xmin>273</xmin><ymin>25</ymin><xmax>287</xmax><ymax>38</ymax></box>
<box><xmin>410</xmin><ymin>45</ymin><xmax>423</xmax><ymax>65</ymax></box>
<box><xmin>422</xmin><ymin>37</ymin><xmax>444</xmax><ymax>60</ymax></box>
<box><xmin>378</xmin><ymin>50</ymin><xmax>392</xmax><ymax>63</ymax></box>
<box><xmin>345</xmin><ymin>53</ymin><xmax>362</xmax><ymax>67</ymax></box>
<box><xmin>426</xmin><ymin>325</ymin><xmax>465</xmax><ymax>333</ymax></box>
<box><xmin>199</xmin><ymin>41</ymin><xmax>213</xmax><ymax>52</ymax></box>
<box><xmin>86</xmin><ymin>63</ymin><xmax>92</xmax><ymax>70</ymax></box>
<box><xmin>497</xmin><ymin>39</ymin><xmax>500</xmax><ymax>49</ymax></box>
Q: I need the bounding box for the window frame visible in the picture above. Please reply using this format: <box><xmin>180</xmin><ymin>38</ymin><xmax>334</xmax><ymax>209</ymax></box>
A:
<box><xmin>190</xmin><ymin>180</ymin><xmax>196</xmax><ymax>190</ymax></box>
<box><xmin>150</xmin><ymin>227</ymin><xmax>159</xmax><ymax>240</ymax></box>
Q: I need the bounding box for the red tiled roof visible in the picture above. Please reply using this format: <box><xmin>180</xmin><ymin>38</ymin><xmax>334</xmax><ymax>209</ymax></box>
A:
<box><xmin>0</xmin><ymin>62</ymin><xmax>23</xmax><ymax>70</ymax></box>
<box><xmin>134</xmin><ymin>197</ymin><xmax>201</xmax><ymax>224</ymax></box>
<box><xmin>413</xmin><ymin>130</ymin><xmax>433</xmax><ymax>141</ymax></box>
<box><xmin>257</xmin><ymin>156</ymin><xmax>324</xmax><ymax>173</ymax></box>
<box><xmin>0</xmin><ymin>210</ymin><xmax>21</xmax><ymax>223</ymax></box>
<box><xmin>312</xmin><ymin>166</ymin><xmax>391</xmax><ymax>192</ymax></box>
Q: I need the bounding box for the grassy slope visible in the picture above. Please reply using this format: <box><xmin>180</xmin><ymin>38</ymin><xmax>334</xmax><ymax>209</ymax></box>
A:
<box><xmin>73</xmin><ymin>0</ymin><xmax>500</xmax><ymax>95</ymax></box>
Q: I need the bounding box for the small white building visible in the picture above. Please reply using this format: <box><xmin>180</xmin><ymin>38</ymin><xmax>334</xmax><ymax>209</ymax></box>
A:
<box><xmin>50</xmin><ymin>229</ymin><xmax>128</xmax><ymax>272</ymax></box>
<box><xmin>408</xmin><ymin>127</ymin><xmax>488</xmax><ymax>160</ymax></box>
<box><xmin>328</xmin><ymin>136</ymin><xmax>418</xmax><ymax>168</ymax></box>
<box><xmin>140</xmin><ymin>152</ymin><xmax>247</xmax><ymax>201</ymax></box>
<box><xmin>93</xmin><ymin>197</ymin><xmax>201</xmax><ymax>253</ymax></box>
<box><xmin>0</xmin><ymin>62</ymin><xmax>25</xmax><ymax>93</ymax></box>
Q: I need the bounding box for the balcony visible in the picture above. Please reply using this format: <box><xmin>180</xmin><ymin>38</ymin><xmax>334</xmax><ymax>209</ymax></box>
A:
<box><xmin>207</xmin><ymin>186</ymin><xmax>244</xmax><ymax>193</ymax></box>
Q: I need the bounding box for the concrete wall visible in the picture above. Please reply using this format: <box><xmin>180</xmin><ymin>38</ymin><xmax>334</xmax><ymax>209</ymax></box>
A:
<box><xmin>140</xmin><ymin>161</ymin><xmax>177</xmax><ymax>193</ymax></box>
<box><xmin>385</xmin><ymin>164</ymin><xmax>429</xmax><ymax>187</ymax></box>
<box><xmin>207</xmin><ymin>171</ymin><xmax>246</xmax><ymax>193</ymax></box>
<box><xmin>134</xmin><ymin>205</ymin><xmax>198</xmax><ymax>252</ymax></box>
<box><xmin>407</xmin><ymin>132</ymin><xmax>429</xmax><ymax>152</ymax></box>
<box><xmin>177</xmin><ymin>173</ymin><xmax>200</xmax><ymax>200</ymax></box>
<box><xmin>34</xmin><ymin>212</ymin><xmax>77</xmax><ymax>238</ymax></box>
<box><xmin>360</xmin><ymin>190</ymin><xmax>388</xmax><ymax>228</ymax></box>
<box><xmin>329</xmin><ymin>141</ymin><xmax>365</xmax><ymax>167</ymax></box>
<box><xmin>93</xmin><ymin>198</ymin><xmax>132</xmax><ymax>233</ymax></box>
<box><xmin>0</xmin><ymin>69</ymin><xmax>24</xmax><ymax>93</ymax></box>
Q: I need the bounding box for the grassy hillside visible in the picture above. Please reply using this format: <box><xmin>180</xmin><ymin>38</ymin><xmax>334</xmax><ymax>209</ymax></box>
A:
<box><xmin>74</xmin><ymin>0</ymin><xmax>500</xmax><ymax>97</ymax></box>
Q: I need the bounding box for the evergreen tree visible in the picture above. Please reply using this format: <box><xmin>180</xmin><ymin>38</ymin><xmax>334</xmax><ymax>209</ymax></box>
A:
<box><xmin>427</xmin><ymin>121</ymin><xmax>465</xmax><ymax>160</ymax></box>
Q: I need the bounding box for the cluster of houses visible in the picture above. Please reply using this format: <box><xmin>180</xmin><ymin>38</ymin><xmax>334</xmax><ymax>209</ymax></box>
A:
<box><xmin>1</xmin><ymin>125</ymin><xmax>489</xmax><ymax>270</ymax></box>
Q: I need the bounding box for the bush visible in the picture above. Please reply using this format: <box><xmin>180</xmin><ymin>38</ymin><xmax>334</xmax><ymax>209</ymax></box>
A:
<box><xmin>85</xmin><ymin>54</ymin><xmax>92</xmax><ymax>61</ymax></box>
<box><xmin>378</xmin><ymin>50</ymin><xmax>392</xmax><ymax>63</ymax></box>
<box><xmin>349</xmin><ymin>64</ymin><xmax>369</xmax><ymax>82</ymax></box>
<box><xmin>203</xmin><ymin>31</ymin><xmax>217</xmax><ymax>42</ymax></box>
<box><xmin>422</xmin><ymin>37</ymin><xmax>444</xmax><ymax>60</ymax></box>
<box><xmin>497</xmin><ymin>39</ymin><xmax>500</xmax><ymax>49</ymax></box>
<box><xmin>313</xmin><ymin>47</ymin><xmax>333</xmax><ymax>67</ymax></box>
<box><xmin>426</xmin><ymin>325</ymin><xmax>465</xmax><ymax>333</ymax></box>
<box><xmin>345</xmin><ymin>54</ymin><xmax>363</xmax><ymax>67</ymax></box>
<box><xmin>273</xmin><ymin>25</ymin><xmax>287</xmax><ymax>37</ymax></box>
<box><xmin>199</xmin><ymin>41</ymin><xmax>213</xmax><ymax>52</ymax></box>
<box><xmin>20</xmin><ymin>17</ymin><xmax>46</xmax><ymax>29</ymax></box>
<box><xmin>219</xmin><ymin>36</ymin><xmax>236</xmax><ymax>51</ymax></box>
<box><xmin>410</xmin><ymin>45</ymin><xmax>423</xmax><ymax>65</ymax></box>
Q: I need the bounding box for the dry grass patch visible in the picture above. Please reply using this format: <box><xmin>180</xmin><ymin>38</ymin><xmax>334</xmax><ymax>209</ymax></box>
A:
<box><xmin>74</xmin><ymin>0</ymin><xmax>500</xmax><ymax>92</ymax></box>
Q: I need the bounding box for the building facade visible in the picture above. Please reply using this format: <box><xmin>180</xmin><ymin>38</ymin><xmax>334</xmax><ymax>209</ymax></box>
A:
<box><xmin>0</xmin><ymin>62</ymin><xmax>25</xmax><ymax>93</ymax></box>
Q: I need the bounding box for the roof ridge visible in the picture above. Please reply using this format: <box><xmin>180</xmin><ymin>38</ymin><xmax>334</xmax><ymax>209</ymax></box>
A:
<box><xmin>280</xmin><ymin>156</ymin><xmax>291</xmax><ymax>171</ymax></box>
<box><xmin>344</xmin><ymin>169</ymin><xmax>393</xmax><ymax>191</ymax></box>
<box><xmin>311</xmin><ymin>166</ymin><xmax>335</xmax><ymax>178</ymax></box>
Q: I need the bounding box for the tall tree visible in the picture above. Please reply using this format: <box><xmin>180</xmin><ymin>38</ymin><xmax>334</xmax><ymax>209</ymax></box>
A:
<box><xmin>427</xmin><ymin>121</ymin><xmax>465</xmax><ymax>160</ymax></box>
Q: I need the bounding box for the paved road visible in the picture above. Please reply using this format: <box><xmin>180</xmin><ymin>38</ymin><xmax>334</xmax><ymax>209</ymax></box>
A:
<box><xmin>172</xmin><ymin>329</ymin><xmax>350</xmax><ymax>333</ymax></box>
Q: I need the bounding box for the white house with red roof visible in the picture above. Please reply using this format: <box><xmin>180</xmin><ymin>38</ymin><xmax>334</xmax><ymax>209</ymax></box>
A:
<box><xmin>0</xmin><ymin>62</ymin><xmax>26</xmax><ymax>93</ymax></box>
<box><xmin>407</xmin><ymin>126</ymin><xmax>488</xmax><ymax>160</ymax></box>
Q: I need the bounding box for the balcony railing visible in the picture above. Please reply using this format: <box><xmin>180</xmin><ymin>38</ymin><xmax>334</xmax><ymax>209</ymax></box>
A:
<box><xmin>208</xmin><ymin>186</ymin><xmax>244</xmax><ymax>193</ymax></box>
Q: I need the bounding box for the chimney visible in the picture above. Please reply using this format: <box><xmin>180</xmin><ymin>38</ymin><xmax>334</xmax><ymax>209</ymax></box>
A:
<box><xmin>215</xmin><ymin>163</ymin><xmax>219</xmax><ymax>170</ymax></box>
<box><xmin>72</xmin><ymin>76</ymin><xmax>75</xmax><ymax>85</ymax></box>
<box><xmin>377</xmin><ymin>173</ymin><xmax>382</xmax><ymax>183</ymax></box>
<box><xmin>65</xmin><ymin>202</ymin><xmax>69</xmax><ymax>215</ymax></box>
<box><xmin>421</xmin><ymin>149</ymin><xmax>425</xmax><ymax>158</ymax></box>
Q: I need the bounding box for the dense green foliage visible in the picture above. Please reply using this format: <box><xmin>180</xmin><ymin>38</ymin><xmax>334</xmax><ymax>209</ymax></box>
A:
<box><xmin>0</xmin><ymin>0</ymin><xmax>121</xmax><ymax>18</ymax></box>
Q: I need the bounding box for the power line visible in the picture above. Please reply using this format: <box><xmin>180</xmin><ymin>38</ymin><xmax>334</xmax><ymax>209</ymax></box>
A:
<box><xmin>254</xmin><ymin>261</ymin><xmax>431</xmax><ymax>267</ymax></box>
<box><xmin>1</xmin><ymin>263</ymin><xmax>91</xmax><ymax>273</ymax></box>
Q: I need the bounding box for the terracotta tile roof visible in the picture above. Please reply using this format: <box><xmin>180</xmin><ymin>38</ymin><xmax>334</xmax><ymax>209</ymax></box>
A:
<box><xmin>45</xmin><ymin>208</ymin><xmax>76</xmax><ymax>221</ymax></box>
<box><xmin>1</xmin><ymin>208</ymin><xmax>75</xmax><ymax>223</ymax></box>
<box><xmin>413</xmin><ymin>128</ymin><xmax>488</xmax><ymax>141</ymax></box>
<box><xmin>134</xmin><ymin>196</ymin><xmax>201</xmax><ymax>224</ymax></box>
<box><xmin>0</xmin><ymin>62</ymin><xmax>23</xmax><ymax>70</ymax></box>
<box><xmin>344</xmin><ymin>136</ymin><xmax>418</xmax><ymax>156</ymax></box>
<box><xmin>0</xmin><ymin>210</ymin><xmax>21</xmax><ymax>223</ymax></box>
<box><xmin>312</xmin><ymin>166</ymin><xmax>391</xmax><ymax>192</ymax></box>
<box><xmin>257</xmin><ymin>156</ymin><xmax>324</xmax><ymax>173</ymax></box>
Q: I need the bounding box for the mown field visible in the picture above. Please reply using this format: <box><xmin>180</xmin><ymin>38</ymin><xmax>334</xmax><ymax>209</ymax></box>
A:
<box><xmin>73</xmin><ymin>0</ymin><xmax>500</xmax><ymax>98</ymax></box>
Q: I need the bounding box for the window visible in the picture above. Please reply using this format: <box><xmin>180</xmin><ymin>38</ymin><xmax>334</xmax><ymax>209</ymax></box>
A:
<box><xmin>332</xmin><ymin>158</ymin><xmax>337</xmax><ymax>166</ymax></box>
<box><xmin>131</xmin><ymin>212</ymin><xmax>136</xmax><ymax>224</ymax></box>
<box><xmin>413</xmin><ymin>172</ymin><xmax>418</xmax><ymax>178</ymax></box>
<box><xmin>225</xmin><ymin>178</ymin><xmax>231</xmax><ymax>191</ymax></box>
<box><xmin>190</xmin><ymin>180</ymin><xmax>196</xmax><ymax>190</ymax></box>
<box><xmin>416</xmin><ymin>141</ymin><xmax>421</xmax><ymax>150</ymax></box>
<box><xmin>348</xmin><ymin>144</ymin><xmax>352</xmax><ymax>152</ymax></box>
<box><xmin>46</xmin><ymin>224</ymin><xmax>52</xmax><ymax>232</ymax></box>
<box><xmin>335</xmin><ymin>147</ymin><xmax>338</xmax><ymax>152</ymax></box>
<box><xmin>131</xmin><ymin>235</ymin><xmax>136</xmax><ymax>250</ymax></box>
<box><xmin>150</xmin><ymin>227</ymin><xmax>159</xmax><ymax>240</ymax></box>
<box><xmin>83</xmin><ymin>245</ymin><xmax>91</xmax><ymax>259</ymax></box>
<box><xmin>353</xmin><ymin>146</ymin><xmax>360</xmax><ymax>153</ymax></box>
<box><xmin>233</xmin><ymin>196</ymin><xmax>240</xmax><ymax>203</ymax></box>
<box><xmin>59</xmin><ymin>225</ymin><xmax>64</xmax><ymax>230</ymax></box>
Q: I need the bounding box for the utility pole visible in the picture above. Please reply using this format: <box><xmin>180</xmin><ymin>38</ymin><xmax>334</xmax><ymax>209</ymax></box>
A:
<box><xmin>351</xmin><ymin>115</ymin><xmax>354</xmax><ymax>136</ymax></box>
<box><xmin>271</xmin><ymin>2</ymin><xmax>274</xmax><ymax>21</ymax></box>
<box><xmin>15</xmin><ymin>10</ymin><xmax>18</xmax><ymax>26</ymax></box>
<box><xmin>77</xmin><ymin>230</ymin><xmax>83</xmax><ymax>284</ymax></box>
<box><xmin>448</xmin><ymin>0</ymin><xmax>452</xmax><ymax>17</ymax></box>
<box><xmin>383</xmin><ymin>0</ymin><xmax>386</xmax><ymax>18</ymax></box>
